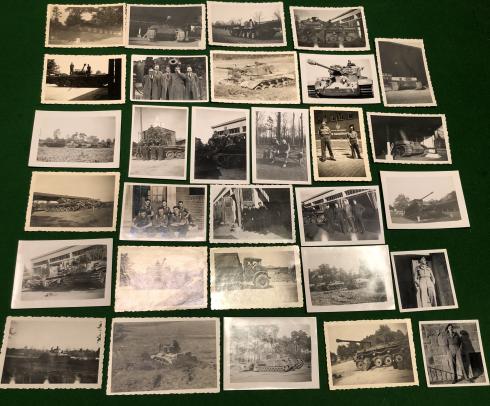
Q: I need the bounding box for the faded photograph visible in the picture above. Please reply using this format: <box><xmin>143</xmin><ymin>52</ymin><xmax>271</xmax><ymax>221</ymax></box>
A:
<box><xmin>115</xmin><ymin>246</ymin><xmax>207</xmax><ymax>312</ymax></box>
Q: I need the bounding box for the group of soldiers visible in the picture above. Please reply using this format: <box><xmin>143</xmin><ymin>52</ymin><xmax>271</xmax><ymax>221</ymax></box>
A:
<box><xmin>318</xmin><ymin>119</ymin><xmax>363</xmax><ymax>161</ymax></box>
<box><xmin>309</xmin><ymin>199</ymin><xmax>366</xmax><ymax>235</ymax></box>
<box><xmin>141</xmin><ymin>64</ymin><xmax>204</xmax><ymax>100</ymax></box>
<box><xmin>131</xmin><ymin>199</ymin><xmax>194</xmax><ymax>237</ymax></box>
<box><xmin>241</xmin><ymin>201</ymin><xmax>270</xmax><ymax>235</ymax></box>
<box><xmin>134</xmin><ymin>143</ymin><xmax>181</xmax><ymax>160</ymax></box>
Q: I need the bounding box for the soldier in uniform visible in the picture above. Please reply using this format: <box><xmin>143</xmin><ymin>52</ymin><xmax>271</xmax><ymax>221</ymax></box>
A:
<box><xmin>343</xmin><ymin>199</ymin><xmax>355</xmax><ymax>233</ymax></box>
<box><xmin>334</xmin><ymin>202</ymin><xmax>348</xmax><ymax>234</ymax></box>
<box><xmin>142</xmin><ymin>68</ymin><xmax>160</xmax><ymax>100</ymax></box>
<box><xmin>183</xmin><ymin>66</ymin><xmax>200</xmax><ymax>100</ymax></box>
<box><xmin>169</xmin><ymin>65</ymin><xmax>186</xmax><ymax>100</ymax></box>
<box><xmin>274</xmin><ymin>138</ymin><xmax>291</xmax><ymax>168</ymax></box>
<box><xmin>152</xmin><ymin>206</ymin><xmax>169</xmax><ymax>235</ymax></box>
<box><xmin>157</xmin><ymin>144</ymin><xmax>164</xmax><ymax>160</ymax></box>
<box><xmin>318</xmin><ymin>118</ymin><xmax>335</xmax><ymax>161</ymax></box>
<box><xmin>352</xmin><ymin>199</ymin><xmax>365</xmax><ymax>233</ymax></box>
<box><xmin>325</xmin><ymin>203</ymin><xmax>336</xmax><ymax>233</ymax></box>
<box><xmin>141</xmin><ymin>198</ymin><xmax>154</xmax><ymax>219</ymax></box>
<box><xmin>131</xmin><ymin>209</ymin><xmax>152</xmax><ymax>235</ymax></box>
<box><xmin>347</xmin><ymin>124</ymin><xmax>362</xmax><ymax>159</ymax></box>
<box><xmin>159</xmin><ymin>200</ymin><xmax>172</xmax><ymax>218</ymax></box>
<box><xmin>160</xmin><ymin>65</ymin><xmax>172</xmax><ymax>100</ymax></box>
<box><xmin>177</xmin><ymin>200</ymin><xmax>194</xmax><ymax>226</ymax></box>
<box><xmin>442</xmin><ymin>324</ymin><xmax>473</xmax><ymax>384</ymax></box>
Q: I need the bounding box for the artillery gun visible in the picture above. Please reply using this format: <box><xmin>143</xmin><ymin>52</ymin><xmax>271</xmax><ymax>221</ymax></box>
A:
<box><xmin>216</xmin><ymin>62</ymin><xmax>295</xmax><ymax>90</ymax></box>
<box><xmin>306</xmin><ymin>59</ymin><xmax>373</xmax><ymax>98</ymax></box>
<box><xmin>46</xmin><ymin>64</ymin><xmax>109</xmax><ymax>88</ymax></box>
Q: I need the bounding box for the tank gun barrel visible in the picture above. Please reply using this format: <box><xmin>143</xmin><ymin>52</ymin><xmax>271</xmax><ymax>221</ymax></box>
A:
<box><xmin>335</xmin><ymin>339</ymin><xmax>371</xmax><ymax>345</ymax></box>
<box><xmin>419</xmin><ymin>191</ymin><xmax>434</xmax><ymax>200</ymax></box>
<box><xmin>306</xmin><ymin>59</ymin><xmax>342</xmax><ymax>74</ymax></box>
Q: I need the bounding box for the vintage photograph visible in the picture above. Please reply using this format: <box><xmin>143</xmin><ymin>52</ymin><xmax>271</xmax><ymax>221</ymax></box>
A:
<box><xmin>299</xmin><ymin>53</ymin><xmax>380</xmax><ymax>104</ymax></box>
<box><xmin>45</xmin><ymin>4</ymin><xmax>125</xmax><ymax>48</ymax></box>
<box><xmin>391</xmin><ymin>249</ymin><xmax>458</xmax><ymax>312</ymax></box>
<box><xmin>210</xmin><ymin>185</ymin><xmax>295</xmax><ymax>244</ymax></box>
<box><xmin>380</xmin><ymin>171</ymin><xmax>470</xmax><ymax>229</ymax></box>
<box><xmin>324</xmin><ymin>319</ymin><xmax>419</xmax><ymax>390</ymax></box>
<box><xmin>115</xmin><ymin>246</ymin><xmax>207</xmax><ymax>312</ymax></box>
<box><xmin>210</xmin><ymin>51</ymin><xmax>300</xmax><ymax>104</ymax></box>
<box><xmin>310</xmin><ymin>107</ymin><xmax>371</xmax><ymax>181</ymax></box>
<box><xmin>119</xmin><ymin>183</ymin><xmax>207</xmax><ymax>242</ymax></box>
<box><xmin>29</xmin><ymin>110</ymin><xmax>120</xmax><ymax>168</ymax></box>
<box><xmin>41</xmin><ymin>54</ymin><xmax>125</xmax><ymax>104</ymax></box>
<box><xmin>419</xmin><ymin>320</ymin><xmax>489</xmax><ymax>387</ymax></box>
<box><xmin>223</xmin><ymin>317</ymin><xmax>319</xmax><ymax>390</ymax></box>
<box><xmin>367</xmin><ymin>112</ymin><xmax>451</xmax><ymax>164</ymax></box>
<box><xmin>296</xmin><ymin>186</ymin><xmax>385</xmax><ymax>246</ymax></box>
<box><xmin>126</xmin><ymin>4</ymin><xmax>205</xmax><ymax>49</ymax></box>
<box><xmin>290</xmin><ymin>6</ymin><xmax>369</xmax><ymax>51</ymax></box>
<box><xmin>25</xmin><ymin>172</ymin><xmax>119</xmax><ymax>232</ymax></box>
<box><xmin>376</xmin><ymin>38</ymin><xmax>436</xmax><ymax>107</ymax></box>
<box><xmin>191</xmin><ymin>107</ymin><xmax>249</xmax><ymax>184</ymax></box>
<box><xmin>11</xmin><ymin>239</ymin><xmax>112</xmax><ymax>309</ymax></box>
<box><xmin>302</xmin><ymin>245</ymin><xmax>395</xmax><ymax>313</ymax></box>
<box><xmin>210</xmin><ymin>246</ymin><xmax>303</xmax><ymax>310</ymax></box>
<box><xmin>207</xmin><ymin>1</ymin><xmax>286</xmax><ymax>47</ymax></box>
<box><xmin>129</xmin><ymin>105</ymin><xmax>188</xmax><ymax>180</ymax></box>
<box><xmin>131</xmin><ymin>55</ymin><xmax>208</xmax><ymax>102</ymax></box>
<box><xmin>252</xmin><ymin>107</ymin><xmax>311</xmax><ymax>184</ymax></box>
<box><xmin>107</xmin><ymin>318</ymin><xmax>220</xmax><ymax>395</ymax></box>
<box><xmin>0</xmin><ymin>317</ymin><xmax>105</xmax><ymax>389</ymax></box>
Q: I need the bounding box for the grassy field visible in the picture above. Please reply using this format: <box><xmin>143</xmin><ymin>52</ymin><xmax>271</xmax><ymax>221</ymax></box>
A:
<box><xmin>37</xmin><ymin>147</ymin><xmax>114</xmax><ymax>163</ymax></box>
<box><xmin>30</xmin><ymin>207</ymin><xmax>114</xmax><ymax>228</ymax></box>
<box><xmin>311</xmin><ymin>288</ymin><xmax>387</xmax><ymax>306</ymax></box>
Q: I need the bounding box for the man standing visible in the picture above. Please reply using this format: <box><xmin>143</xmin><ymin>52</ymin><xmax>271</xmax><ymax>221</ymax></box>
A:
<box><xmin>142</xmin><ymin>68</ymin><xmax>158</xmax><ymax>100</ymax></box>
<box><xmin>318</xmin><ymin>118</ymin><xmax>335</xmax><ymax>161</ymax></box>
<box><xmin>160</xmin><ymin>65</ymin><xmax>172</xmax><ymax>100</ymax></box>
<box><xmin>183</xmin><ymin>66</ymin><xmax>200</xmax><ymax>100</ymax></box>
<box><xmin>169</xmin><ymin>65</ymin><xmax>186</xmax><ymax>100</ymax></box>
<box><xmin>70</xmin><ymin>62</ymin><xmax>74</xmax><ymax>75</ymax></box>
<box><xmin>352</xmin><ymin>199</ymin><xmax>365</xmax><ymax>233</ymax></box>
<box><xmin>152</xmin><ymin>65</ymin><xmax>163</xmax><ymax>100</ymax></box>
<box><xmin>347</xmin><ymin>124</ymin><xmax>362</xmax><ymax>159</ymax></box>
<box><xmin>443</xmin><ymin>324</ymin><xmax>472</xmax><ymax>384</ymax></box>
<box><xmin>276</xmin><ymin>138</ymin><xmax>291</xmax><ymax>168</ymax></box>
<box><xmin>334</xmin><ymin>202</ymin><xmax>348</xmax><ymax>234</ymax></box>
<box><xmin>343</xmin><ymin>199</ymin><xmax>355</xmax><ymax>233</ymax></box>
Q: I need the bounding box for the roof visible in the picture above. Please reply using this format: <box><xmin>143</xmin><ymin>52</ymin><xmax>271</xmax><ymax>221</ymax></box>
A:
<box><xmin>32</xmin><ymin>192</ymin><xmax>99</xmax><ymax>201</ymax></box>
<box><xmin>211</xmin><ymin>116</ymin><xmax>247</xmax><ymax>129</ymax></box>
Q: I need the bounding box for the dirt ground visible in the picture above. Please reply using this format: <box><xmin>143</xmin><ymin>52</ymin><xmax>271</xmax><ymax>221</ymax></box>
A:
<box><xmin>314</xmin><ymin>139</ymin><xmax>367</xmax><ymax>178</ymax></box>
<box><xmin>390</xmin><ymin>213</ymin><xmax>461</xmax><ymax>224</ymax></box>
<box><xmin>213</xmin><ymin>223</ymin><xmax>292</xmax><ymax>241</ymax></box>
<box><xmin>212</xmin><ymin>27</ymin><xmax>283</xmax><ymax>44</ymax></box>
<box><xmin>130</xmin><ymin>158</ymin><xmax>186</xmax><ymax>179</ymax></box>
<box><xmin>44</xmin><ymin>84</ymin><xmax>110</xmax><ymax>101</ymax></box>
<box><xmin>21</xmin><ymin>288</ymin><xmax>104</xmax><ymax>301</ymax></box>
<box><xmin>37</xmin><ymin>146</ymin><xmax>114</xmax><ymax>163</ymax></box>
<box><xmin>49</xmin><ymin>31</ymin><xmax>122</xmax><ymax>46</ymax></box>
<box><xmin>385</xmin><ymin>88</ymin><xmax>434</xmax><ymax>104</ymax></box>
<box><xmin>230</xmin><ymin>363</ymin><xmax>311</xmax><ymax>383</ymax></box>
<box><xmin>129</xmin><ymin>37</ymin><xmax>201</xmax><ymax>47</ymax></box>
<box><xmin>311</xmin><ymin>288</ymin><xmax>386</xmax><ymax>306</ymax></box>
<box><xmin>303</xmin><ymin>219</ymin><xmax>380</xmax><ymax>243</ymax></box>
<box><xmin>30</xmin><ymin>207</ymin><xmax>114</xmax><ymax>228</ymax></box>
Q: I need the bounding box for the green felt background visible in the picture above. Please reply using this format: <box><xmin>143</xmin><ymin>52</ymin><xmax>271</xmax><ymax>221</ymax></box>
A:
<box><xmin>0</xmin><ymin>0</ymin><xmax>489</xmax><ymax>405</ymax></box>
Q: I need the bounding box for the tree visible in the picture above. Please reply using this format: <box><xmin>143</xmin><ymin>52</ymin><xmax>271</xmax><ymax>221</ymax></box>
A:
<box><xmin>254</xmin><ymin>11</ymin><xmax>263</xmax><ymax>24</ymax></box>
<box><xmin>393</xmin><ymin>194</ymin><xmax>410</xmax><ymax>211</ymax></box>
<box><xmin>50</xmin><ymin>6</ymin><xmax>62</xmax><ymax>28</ymax></box>
<box><xmin>46</xmin><ymin>59</ymin><xmax>60</xmax><ymax>75</ymax></box>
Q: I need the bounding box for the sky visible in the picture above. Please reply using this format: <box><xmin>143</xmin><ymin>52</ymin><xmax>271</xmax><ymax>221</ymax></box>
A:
<box><xmin>297</xmin><ymin>187</ymin><xmax>335</xmax><ymax>202</ymax></box>
<box><xmin>210</xmin><ymin>2</ymin><xmax>282</xmax><ymax>23</ymax></box>
<box><xmin>132</xmin><ymin>106</ymin><xmax>187</xmax><ymax>141</ymax></box>
<box><xmin>122</xmin><ymin>246</ymin><xmax>206</xmax><ymax>272</ymax></box>
<box><xmin>32</xmin><ymin>173</ymin><xmax>116</xmax><ymax>202</ymax></box>
<box><xmin>35</xmin><ymin>112</ymin><xmax>116</xmax><ymax>140</ymax></box>
<box><xmin>17</xmin><ymin>240</ymin><xmax>104</xmax><ymax>264</ymax></box>
<box><xmin>7</xmin><ymin>319</ymin><xmax>101</xmax><ymax>350</ymax></box>
<box><xmin>54</xmin><ymin>6</ymin><xmax>94</xmax><ymax>25</ymax></box>
<box><xmin>293</xmin><ymin>8</ymin><xmax>356</xmax><ymax>21</ymax></box>
<box><xmin>49</xmin><ymin>55</ymin><xmax>111</xmax><ymax>75</ymax></box>
<box><xmin>232</xmin><ymin>318</ymin><xmax>311</xmax><ymax>338</ymax></box>
<box><xmin>192</xmin><ymin>108</ymin><xmax>247</xmax><ymax>143</ymax></box>
<box><xmin>217</xmin><ymin>249</ymin><xmax>295</xmax><ymax>268</ymax></box>
<box><xmin>383</xmin><ymin>174</ymin><xmax>455</xmax><ymax>203</ymax></box>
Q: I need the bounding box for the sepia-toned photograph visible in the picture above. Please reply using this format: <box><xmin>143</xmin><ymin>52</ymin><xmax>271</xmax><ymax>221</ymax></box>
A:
<box><xmin>299</xmin><ymin>53</ymin><xmax>380</xmax><ymax>104</ymax></box>
<box><xmin>210</xmin><ymin>246</ymin><xmax>303</xmax><ymax>310</ymax></box>
<box><xmin>419</xmin><ymin>320</ymin><xmax>489</xmax><ymax>387</ymax></box>
<box><xmin>302</xmin><ymin>245</ymin><xmax>395</xmax><ymax>313</ymax></box>
<box><xmin>0</xmin><ymin>317</ymin><xmax>105</xmax><ymax>389</ymax></box>
<box><xmin>115</xmin><ymin>246</ymin><xmax>207</xmax><ymax>312</ymax></box>
<box><xmin>210</xmin><ymin>185</ymin><xmax>295</xmax><ymax>244</ymax></box>
<box><xmin>191</xmin><ymin>107</ymin><xmax>249</xmax><ymax>184</ymax></box>
<box><xmin>29</xmin><ymin>110</ymin><xmax>120</xmax><ymax>168</ymax></box>
<box><xmin>126</xmin><ymin>4</ymin><xmax>205</xmax><ymax>49</ymax></box>
<box><xmin>131</xmin><ymin>55</ymin><xmax>208</xmax><ymax>102</ymax></box>
<box><xmin>119</xmin><ymin>182</ymin><xmax>207</xmax><ymax>242</ymax></box>
<box><xmin>252</xmin><ymin>107</ymin><xmax>311</xmax><ymax>184</ymax></box>
<box><xmin>391</xmin><ymin>249</ymin><xmax>458</xmax><ymax>312</ymax></box>
<box><xmin>296</xmin><ymin>186</ymin><xmax>385</xmax><ymax>246</ymax></box>
<box><xmin>376</xmin><ymin>38</ymin><xmax>436</xmax><ymax>107</ymax></box>
<box><xmin>45</xmin><ymin>4</ymin><xmax>125</xmax><ymax>48</ymax></box>
<box><xmin>310</xmin><ymin>107</ymin><xmax>371</xmax><ymax>181</ymax></box>
<box><xmin>11</xmin><ymin>239</ymin><xmax>112</xmax><ymax>309</ymax></box>
<box><xmin>367</xmin><ymin>112</ymin><xmax>451</xmax><ymax>164</ymax></box>
<box><xmin>107</xmin><ymin>318</ymin><xmax>220</xmax><ymax>395</ymax></box>
<box><xmin>25</xmin><ymin>172</ymin><xmax>119</xmax><ymax>232</ymax></box>
<box><xmin>380</xmin><ymin>171</ymin><xmax>470</xmax><ymax>229</ymax></box>
<box><xmin>41</xmin><ymin>54</ymin><xmax>125</xmax><ymax>104</ymax></box>
<box><xmin>207</xmin><ymin>1</ymin><xmax>286</xmax><ymax>47</ymax></box>
<box><xmin>324</xmin><ymin>319</ymin><xmax>419</xmax><ymax>390</ymax></box>
<box><xmin>210</xmin><ymin>51</ymin><xmax>300</xmax><ymax>104</ymax></box>
<box><xmin>223</xmin><ymin>317</ymin><xmax>319</xmax><ymax>390</ymax></box>
<box><xmin>290</xmin><ymin>6</ymin><xmax>369</xmax><ymax>51</ymax></box>
<box><xmin>129</xmin><ymin>105</ymin><xmax>188</xmax><ymax>180</ymax></box>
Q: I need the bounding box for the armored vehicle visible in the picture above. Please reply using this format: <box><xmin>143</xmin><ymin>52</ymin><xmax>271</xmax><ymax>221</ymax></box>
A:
<box><xmin>306</xmin><ymin>59</ymin><xmax>373</xmax><ymax>98</ymax></box>
<box><xmin>150</xmin><ymin>341</ymin><xmax>198</xmax><ymax>367</ymax></box>
<box><xmin>46</xmin><ymin>64</ymin><xmax>109</xmax><ymax>88</ymax></box>
<box><xmin>296</xmin><ymin>18</ymin><xmax>362</xmax><ymax>48</ymax></box>
<box><xmin>240</xmin><ymin>355</ymin><xmax>304</xmax><ymax>373</ymax></box>
<box><xmin>383</xmin><ymin>73</ymin><xmax>423</xmax><ymax>91</ymax></box>
<box><xmin>391</xmin><ymin>140</ymin><xmax>426</xmax><ymax>157</ymax></box>
<box><xmin>214</xmin><ymin>253</ymin><xmax>271</xmax><ymax>290</ymax></box>
<box><xmin>142</xmin><ymin>24</ymin><xmax>180</xmax><ymax>41</ymax></box>
<box><xmin>229</xmin><ymin>19</ymin><xmax>282</xmax><ymax>40</ymax></box>
<box><xmin>137</xmin><ymin>124</ymin><xmax>185</xmax><ymax>160</ymax></box>
<box><xmin>403</xmin><ymin>191</ymin><xmax>458</xmax><ymax>222</ymax></box>
<box><xmin>217</xmin><ymin>62</ymin><xmax>295</xmax><ymax>90</ymax></box>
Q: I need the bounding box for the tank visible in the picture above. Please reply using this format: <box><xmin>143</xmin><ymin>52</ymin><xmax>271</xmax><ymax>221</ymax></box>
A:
<box><xmin>403</xmin><ymin>191</ymin><xmax>452</xmax><ymax>221</ymax></box>
<box><xmin>392</xmin><ymin>140</ymin><xmax>426</xmax><ymax>157</ymax></box>
<box><xmin>136</xmin><ymin>125</ymin><xmax>185</xmax><ymax>160</ymax></box>
<box><xmin>240</xmin><ymin>353</ymin><xmax>304</xmax><ymax>373</ymax></box>
<box><xmin>150</xmin><ymin>341</ymin><xmax>198</xmax><ymax>367</ymax></box>
<box><xmin>306</xmin><ymin>59</ymin><xmax>373</xmax><ymax>98</ymax></box>
<box><xmin>217</xmin><ymin>62</ymin><xmax>295</xmax><ymax>90</ymax></box>
<box><xmin>46</xmin><ymin>64</ymin><xmax>109</xmax><ymax>88</ymax></box>
<box><xmin>196</xmin><ymin>130</ymin><xmax>246</xmax><ymax>169</ymax></box>
<box><xmin>296</xmin><ymin>18</ymin><xmax>362</xmax><ymax>48</ymax></box>
<box><xmin>229</xmin><ymin>19</ymin><xmax>282</xmax><ymax>40</ymax></box>
<box><xmin>383</xmin><ymin>73</ymin><xmax>423</xmax><ymax>91</ymax></box>
<box><xmin>143</xmin><ymin>24</ymin><xmax>179</xmax><ymax>41</ymax></box>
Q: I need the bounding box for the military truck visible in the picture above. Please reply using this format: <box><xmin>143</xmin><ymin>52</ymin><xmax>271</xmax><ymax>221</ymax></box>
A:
<box><xmin>214</xmin><ymin>253</ymin><xmax>271</xmax><ymax>290</ymax></box>
<box><xmin>46</xmin><ymin>64</ymin><xmax>109</xmax><ymax>88</ymax></box>
<box><xmin>229</xmin><ymin>19</ymin><xmax>282</xmax><ymax>40</ymax></box>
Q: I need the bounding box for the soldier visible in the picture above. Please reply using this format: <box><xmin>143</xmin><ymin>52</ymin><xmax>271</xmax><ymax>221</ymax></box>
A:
<box><xmin>86</xmin><ymin>64</ymin><xmax>92</xmax><ymax>76</ymax></box>
<box><xmin>70</xmin><ymin>62</ymin><xmax>74</xmax><ymax>75</ymax></box>
<box><xmin>141</xmin><ymin>198</ymin><xmax>154</xmax><ymax>219</ymax></box>
<box><xmin>256</xmin><ymin>201</ymin><xmax>268</xmax><ymax>234</ymax></box>
<box><xmin>334</xmin><ymin>202</ymin><xmax>348</xmax><ymax>234</ymax></box>
<box><xmin>157</xmin><ymin>144</ymin><xmax>164</xmax><ymax>160</ymax></box>
<box><xmin>169</xmin><ymin>205</ymin><xmax>189</xmax><ymax>237</ymax></box>
<box><xmin>152</xmin><ymin>64</ymin><xmax>163</xmax><ymax>99</ymax></box>
<box><xmin>343</xmin><ymin>199</ymin><xmax>355</xmax><ymax>233</ymax></box>
<box><xmin>169</xmin><ymin>65</ymin><xmax>186</xmax><ymax>100</ymax></box>
<box><xmin>142</xmin><ymin>68</ymin><xmax>157</xmax><ymax>100</ymax></box>
<box><xmin>275</xmin><ymin>138</ymin><xmax>291</xmax><ymax>168</ymax></box>
<box><xmin>161</xmin><ymin>65</ymin><xmax>171</xmax><ymax>100</ymax></box>
<box><xmin>318</xmin><ymin>118</ymin><xmax>335</xmax><ymax>161</ymax></box>
<box><xmin>177</xmin><ymin>200</ymin><xmax>194</xmax><ymax>226</ymax></box>
<box><xmin>152</xmin><ymin>206</ymin><xmax>169</xmax><ymax>235</ymax></box>
<box><xmin>347</xmin><ymin>124</ymin><xmax>362</xmax><ymax>159</ymax></box>
<box><xmin>131</xmin><ymin>209</ymin><xmax>152</xmax><ymax>235</ymax></box>
<box><xmin>352</xmin><ymin>199</ymin><xmax>365</xmax><ymax>234</ymax></box>
<box><xmin>183</xmin><ymin>66</ymin><xmax>200</xmax><ymax>100</ymax></box>
<box><xmin>142</xmin><ymin>144</ymin><xmax>149</xmax><ymax>160</ymax></box>
<box><xmin>325</xmin><ymin>203</ymin><xmax>336</xmax><ymax>233</ymax></box>
<box><xmin>150</xmin><ymin>144</ymin><xmax>157</xmax><ymax>160</ymax></box>
<box><xmin>442</xmin><ymin>324</ymin><xmax>473</xmax><ymax>384</ymax></box>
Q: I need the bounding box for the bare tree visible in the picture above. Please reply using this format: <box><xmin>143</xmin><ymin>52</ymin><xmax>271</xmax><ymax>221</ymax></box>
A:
<box><xmin>254</xmin><ymin>11</ymin><xmax>262</xmax><ymax>24</ymax></box>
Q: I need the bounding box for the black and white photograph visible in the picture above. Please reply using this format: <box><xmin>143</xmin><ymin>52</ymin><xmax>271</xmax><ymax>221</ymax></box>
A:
<box><xmin>207</xmin><ymin>1</ymin><xmax>286</xmax><ymax>47</ymax></box>
<box><xmin>210</xmin><ymin>246</ymin><xmax>303</xmax><ymax>310</ymax></box>
<box><xmin>310</xmin><ymin>107</ymin><xmax>371</xmax><ymax>181</ymax></box>
<box><xmin>119</xmin><ymin>183</ymin><xmax>207</xmax><ymax>242</ymax></box>
<box><xmin>299</xmin><ymin>53</ymin><xmax>380</xmax><ymax>104</ymax></box>
<box><xmin>223</xmin><ymin>317</ymin><xmax>319</xmax><ymax>390</ymax></box>
<box><xmin>296</xmin><ymin>186</ymin><xmax>385</xmax><ymax>246</ymax></box>
<box><xmin>419</xmin><ymin>320</ymin><xmax>489</xmax><ymax>387</ymax></box>
<box><xmin>25</xmin><ymin>172</ymin><xmax>119</xmax><ymax>232</ymax></box>
<box><xmin>210</xmin><ymin>51</ymin><xmax>300</xmax><ymax>104</ymax></box>
<box><xmin>29</xmin><ymin>110</ymin><xmax>120</xmax><ymax>168</ymax></box>
<box><xmin>252</xmin><ymin>107</ymin><xmax>311</xmax><ymax>184</ymax></box>
<box><xmin>367</xmin><ymin>112</ymin><xmax>451</xmax><ymax>164</ymax></box>
<box><xmin>191</xmin><ymin>107</ymin><xmax>249</xmax><ymax>184</ymax></box>
<box><xmin>375</xmin><ymin>38</ymin><xmax>436</xmax><ymax>107</ymax></box>
<box><xmin>126</xmin><ymin>4</ymin><xmax>205</xmax><ymax>49</ymax></box>
<box><xmin>129</xmin><ymin>105</ymin><xmax>188</xmax><ymax>180</ymax></box>
<box><xmin>131</xmin><ymin>55</ymin><xmax>208</xmax><ymax>102</ymax></box>
<box><xmin>45</xmin><ymin>4</ymin><xmax>125</xmax><ymax>48</ymax></box>
<box><xmin>210</xmin><ymin>185</ymin><xmax>295</xmax><ymax>244</ymax></box>
<box><xmin>324</xmin><ymin>319</ymin><xmax>419</xmax><ymax>390</ymax></box>
<box><xmin>391</xmin><ymin>249</ymin><xmax>458</xmax><ymax>312</ymax></box>
<box><xmin>107</xmin><ymin>318</ymin><xmax>220</xmax><ymax>395</ymax></box>
<box><xmin>115</xmin><ymin>246</ymin><xmax>207</xmax><ymax>312</ymax></box>
<box><xmin>290</xmin><ymin>6</ymin><xmax>369</xmax><ymax>51</ymax></box>
<box><xmin>11</xmin><ymin>239</ymin><xmax>112</xmax><ymax>309</ymax></box>
<box><xmin>380</xmin><ymin>171</ymin><xmax>470</xmax><ymax>229</ymax></box>
<box><xmin>41</xmin><ymin>54</ymin><xmax>125</xmax><ymax>104</ymax></box>
<box><xmin>0</xmin><ymin>317</ymin><xmax>105</xmax><ymax>389</ymax></box>
<box><xmin>302</xmin><ymin>245</ymin><xmax>395</xmax><ymax>313</ymax></box>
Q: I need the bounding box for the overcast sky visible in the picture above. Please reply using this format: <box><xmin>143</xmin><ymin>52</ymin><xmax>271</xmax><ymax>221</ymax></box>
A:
<box><xmin>49</xmin><ymin>55</ymin><xmax>113</xmax><ymax>75</ymax></box>
<box><xmin>210</xmin><ymin>2</ymin><xmax>283</xmax><ymax>23</ymax></box>
<box><xmin>122</xmin><ymin>247</ymin><xmax>206</xmax><ymax>272</ymax></box>
<box><xmin>132</xmin><ymin>106</ymin><xmax>187</xmax><ymax>141</ymax></box>
<box><xmin>217</xmin><ymin>249</ymin><xmax>295</xmax><ymax>268</ymax></box>
<box><xmin>383</xmin><ymin>173</ymin><xmax>456</xmax><ymax>203</ymax></box>
<box><xmin>192</xmin><ymin>108</ymin><xmax>247</xmax><ymax>143</ymax></box>
<box><xmin>232</xmin><ymin>318</ymin><xmax>311</xmax><ymax>338</ymax></box>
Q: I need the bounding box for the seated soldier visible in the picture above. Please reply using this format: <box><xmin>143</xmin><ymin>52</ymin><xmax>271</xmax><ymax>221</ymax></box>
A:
<box><xmin>168</xmin><ymin>206</ymin><xmax>189</xmax><ymax>237</ymax></box>
<box><xmin>131</xmin><ymin>209</ymin><xmax>152</xmax><ymax>235</ymax></box>
<box><xmin>273</xmin><ymin>138</ymin><xmax>291</xmax><ymax>168</ymax></box>
<box><xmin>152</xmin><ymin>206</ymin><xmax>169</xmax><ymax>235</ymax></box>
